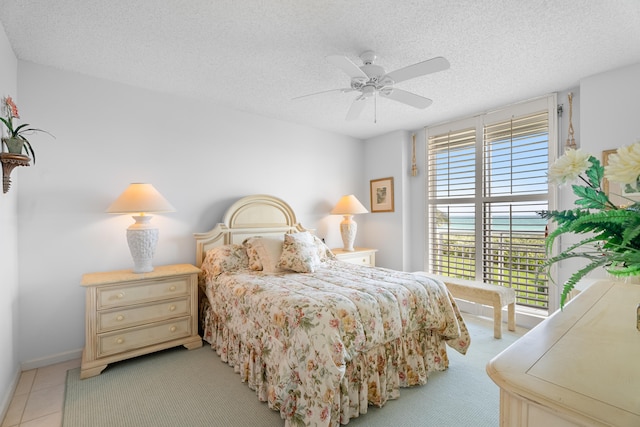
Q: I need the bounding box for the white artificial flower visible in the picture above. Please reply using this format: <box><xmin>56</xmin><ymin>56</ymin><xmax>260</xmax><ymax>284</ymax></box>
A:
<box><xmin>605</xmin><ymin>141</ymin><xmax>640</xmax><ymax>186</ymax></box>
<box><xmin>548</xmin><ymin>148</ymin><xmax>591</xmax><ymax>185</ymax></box>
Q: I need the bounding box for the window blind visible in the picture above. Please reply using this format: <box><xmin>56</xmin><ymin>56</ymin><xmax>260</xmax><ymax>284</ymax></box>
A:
<box><xmin>427</xmin><ymin>101</ymin><xmax>552</xmax><ymax>311</ymax></box>
<box><xmin>428</xmin><ymin>128</ymin><xmax>477</xmax><ymax>280</ymax></box>
<box><xmin>428</xmin><ymin>127</ymin><xmax>476</xmax><ymax>200</ymax></box>
<box><xmin>484</xmin><ymin>112</ymin><xmax>549</xmax><ymax>197</ymax></box>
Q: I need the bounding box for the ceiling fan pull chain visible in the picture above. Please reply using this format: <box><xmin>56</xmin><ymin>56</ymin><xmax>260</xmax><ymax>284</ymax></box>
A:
<box><xmin>374</xmin><ymin>93</ymin><xmax>377</xmax><ymax>124</ymax></box>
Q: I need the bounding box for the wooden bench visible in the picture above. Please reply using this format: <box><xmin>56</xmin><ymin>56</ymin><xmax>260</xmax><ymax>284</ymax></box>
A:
<box><xmin>415</xmin><ymin>273</ymin><xmax>516</xmax><ymax>339</ymax></box>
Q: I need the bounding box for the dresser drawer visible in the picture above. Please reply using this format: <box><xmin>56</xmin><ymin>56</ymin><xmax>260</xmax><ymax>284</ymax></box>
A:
<box><xmin>97</xmin><ymin>297</ymin><xmax>190</xmax><ymax>332</ymax></box>
<box><xmin>97</xmin><ymin>277</ymin><xmax>189</xmax><ymax>309</ymax></box>
<box><xmin>97</xmin><ymin>317</ymin><xmax>192</xmax><ymax>357</ymax></box>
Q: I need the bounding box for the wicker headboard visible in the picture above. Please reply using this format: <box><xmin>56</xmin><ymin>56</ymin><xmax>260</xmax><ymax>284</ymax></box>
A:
<box><xmin>193</xmin><ymin>194</ymin><xmax>307</xmax><ymax>267</ymax></box>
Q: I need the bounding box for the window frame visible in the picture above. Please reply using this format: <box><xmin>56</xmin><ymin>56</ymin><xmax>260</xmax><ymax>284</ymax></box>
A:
<box><xmin>425</xmin><ymin>95</ymin><xmax>559</xmax><ymax>315</ymax></box>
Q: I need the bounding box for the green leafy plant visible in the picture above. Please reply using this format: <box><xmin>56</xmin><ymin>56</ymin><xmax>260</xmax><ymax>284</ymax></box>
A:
<box><xmin>540</xmin><ymin>145</ymin><xmax>640</xmax><ymax>308</ymax></box>
<box><xmin>1</xmin><ymin>96</ymin><xmax>52</xmax><ymax>162</ymax></box>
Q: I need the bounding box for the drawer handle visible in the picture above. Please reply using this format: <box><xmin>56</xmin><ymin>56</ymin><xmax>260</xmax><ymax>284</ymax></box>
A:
<box><xmin>115</xmin><ymin>337</ymin><xmax>124</xmax><ymax>344</ymax></box>
<box><xmin>116</xmin><ymin>315</ymin><xmax>125</xmax><ymax>321</ymax></box>
<box><xmin>169</xmin><ymin>305</ymin><xmax>176</xmax><ymax>312</ymax></box>
<box><xmin>117</xmin><ymin>292</ymin><xmax>125</xmax><ymax>299</ymax></box>
<box><xmin>169</xmin><ymin>285</ymin><xmax>177</xmax><ymax>292</ymax></box>
<box><xmin>169</xmin><ymin>326</ymin><xmax>177</xmax><ymax>332</ymax></box>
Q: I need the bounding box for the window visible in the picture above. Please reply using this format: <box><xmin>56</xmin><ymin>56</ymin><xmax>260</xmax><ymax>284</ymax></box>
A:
<box><xmin>427</xmin><ymin>96</ymin><xmax>556</xmax><ymax>312</ymax></box>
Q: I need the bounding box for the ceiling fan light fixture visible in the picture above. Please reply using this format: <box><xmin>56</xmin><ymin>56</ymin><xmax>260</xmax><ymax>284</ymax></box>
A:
<box><xmin>350</xmin><ymin>77</ymin><xmax>367</xmax><ymax>90</ymax></box>
<box><xmin>361</xmin><ymin>86</ymin><xmax>375</xmax><ymax>97</ymax></box>
<box><xmin>380</xmin><ymin>87</ymin><xmax>394</xmax><ymax>96</ymax></box>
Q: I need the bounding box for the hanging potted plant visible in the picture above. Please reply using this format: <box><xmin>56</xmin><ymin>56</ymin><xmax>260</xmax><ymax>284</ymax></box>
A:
<box><xmin>0</xmin><ymin>96</ymin><xmax>53</xmax><ymax>163</ymax></box>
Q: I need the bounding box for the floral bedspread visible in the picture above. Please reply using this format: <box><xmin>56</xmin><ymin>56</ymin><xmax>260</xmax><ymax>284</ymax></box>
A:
<box><xmin>202</xmin><ymin>260</ymin><xmax>470</xmax><ymax>427</ymax></box>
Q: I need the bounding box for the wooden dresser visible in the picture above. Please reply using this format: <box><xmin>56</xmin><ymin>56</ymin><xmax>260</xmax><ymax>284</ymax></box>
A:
<box><xmin>487</xmin><ymin>280</ymin><xmax>640</xmax><ymax>426</ymax></box>
<box><xmin>332</xmin><ymin>247</ymin><xmax>377</xmax><ymax>267</ymax></box>
<box><xmin>80</xmin><ymin>264</ymin><xmax>202</xmax><ymax>379</ymax></box>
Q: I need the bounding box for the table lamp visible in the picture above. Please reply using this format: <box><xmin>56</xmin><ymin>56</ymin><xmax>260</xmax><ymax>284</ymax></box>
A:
<box><xmin>331</xmin><ymin>194</ymin><xmax>368</xmax><ymax>251</ymax></box>
<box><xmin>106</xmin><ymin>183</ymin><xmax>175</xmax><ymax>273</ymax></box>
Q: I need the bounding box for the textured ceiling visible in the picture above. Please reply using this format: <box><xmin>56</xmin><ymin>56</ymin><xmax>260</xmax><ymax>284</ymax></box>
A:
<box><xmin>1</xmin><ymin>0</ymin><xmax>640</xmax><ymax>139</ymax></box>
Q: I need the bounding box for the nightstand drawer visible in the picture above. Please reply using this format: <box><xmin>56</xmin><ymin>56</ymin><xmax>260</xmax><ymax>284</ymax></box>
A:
<box><xmin>98</xmin><ymin>297</ymin><xmax>190</xmax><ymax>332</ymax></box>
<box><xmin>97</xmin><ymin>317</ymin><xmax>191</xmax><ymax>357</ymax></box>
<box><xmin>97</xmin><ymin>278</ymin><xmax>189</xmax><ymax>309</ymax></box>
<box><xmin>332</xmin><ymin>248</ymin><xmax>377</xmax><ymax>267</ymax></box>
<box><xmin>342</xmin><ymin>255</ymin><xmax>372</xmax><ymax>265</ymax></box>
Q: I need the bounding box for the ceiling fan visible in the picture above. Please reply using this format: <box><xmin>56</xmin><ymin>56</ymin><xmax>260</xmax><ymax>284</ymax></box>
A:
<box><xmin>294</xmin><ymin>50</ymin><xmax>450</xmax><ymax>121</ymax></box>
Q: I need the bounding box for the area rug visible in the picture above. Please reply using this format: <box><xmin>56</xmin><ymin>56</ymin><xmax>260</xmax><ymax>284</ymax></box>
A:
<box><xmin>63</xmin><ymin>315</ymin><xmax>522</xmax><ymax>427</ymax></box>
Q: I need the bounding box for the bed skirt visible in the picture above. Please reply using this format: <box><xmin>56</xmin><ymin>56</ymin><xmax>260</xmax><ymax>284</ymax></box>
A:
<box><xmin>200</xmin><ymin>297</ymin><xmax>452</xmax><ymax>426</ymax></box>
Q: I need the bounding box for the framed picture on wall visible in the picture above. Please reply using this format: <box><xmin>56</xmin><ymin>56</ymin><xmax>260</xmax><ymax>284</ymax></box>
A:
<box><xmin>603</xmin><ymin>149</ymin><xmax>640</xmax><ymax>206</ymax></box>
<box><xmin>370</xmin><ymin>177</ymin><xmax>394</xmax><ymax>212</ymax></box>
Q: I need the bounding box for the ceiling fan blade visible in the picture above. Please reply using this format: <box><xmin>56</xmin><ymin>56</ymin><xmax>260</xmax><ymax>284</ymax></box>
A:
<box><xmin>292</xmin><ymin>88</ymin><xmax>354</xmax><ymax>101</ymax></box>
<box><xmin>380</xmin><ymin>88</ymin><xmax>433</xmax><ymax>109</ymax></box>
<box><xmin>345</xmin><ymin>96</ymin><xmax>367</xmax><ymax>120</ymax></box>
<box><xmin>326</xmin><ymin>55</ymin><xmax>368</xmax><ymax>79</ymax></box>
<box><xmin>385</xmin><ymin>56</ymin><xmax>450</xmax><ymax>84</ymax></box>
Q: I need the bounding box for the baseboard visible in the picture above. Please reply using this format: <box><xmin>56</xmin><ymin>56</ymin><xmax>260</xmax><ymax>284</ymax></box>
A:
<box><xmin>21</xmin><ymin>348</ymin><xmax>83</xmax><ymax>371</ymax></box>
<box><xmin>1</xmin><ymin>367</ymin><xmax>21</xmax><ymax>424</ymax></box>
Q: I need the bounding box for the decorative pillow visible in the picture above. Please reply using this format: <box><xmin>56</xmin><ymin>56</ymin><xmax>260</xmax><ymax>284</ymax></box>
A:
<box><xmin>312</xmin><ymin>235</ymin><xmax>335</xmax><ymax>262</ymax></box>
<box><xmin>243</xmin><ymin>238</ymin><xmax>263</xmax><ymax>270</ymax></box>
<box><xmin>243</xmin><ymin>236</ymin><xmax>285</xmax><ymax>273</ymax></box>
<box><xmin>201</xmin><ymin>244</ymin><xmax>249</xmax><ymax>280</ymax></box>
<box><xmin>278</xmin><ymin>231</ymin><xmax>321</xmax><ymax>273</ymax></box>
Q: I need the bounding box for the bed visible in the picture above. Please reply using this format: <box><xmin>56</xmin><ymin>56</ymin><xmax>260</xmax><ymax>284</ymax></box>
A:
<box><xmin>194</xmin><ymin>194</ymin><xmax>470</xmax><ymax>427</ymax></box>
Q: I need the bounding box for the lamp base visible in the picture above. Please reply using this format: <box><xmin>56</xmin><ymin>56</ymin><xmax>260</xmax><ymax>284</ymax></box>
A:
<box><xmin>340</xmin><ymin>215</ymin><xmax>357</xmax><ymax>252</ymax></box>
<box><xmin>126</xmin><ymin>215</ymin><xmax>159</xmax><ymax>273</ymax></box>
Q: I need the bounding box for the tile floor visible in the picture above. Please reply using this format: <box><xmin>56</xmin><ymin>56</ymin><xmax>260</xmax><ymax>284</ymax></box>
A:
<box><xmin>1</xmin><ymin>358</ymin><xmax>80</xmax><ymax>427</ymax></box>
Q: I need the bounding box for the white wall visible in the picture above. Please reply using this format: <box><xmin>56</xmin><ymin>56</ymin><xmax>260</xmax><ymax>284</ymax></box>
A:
<box><xmin>362</xmin><ymin>130</ymin><xmax>407</xmax><ymax>270</ymax></box>
<box><xmin>581</xmin><ymin>63</ymin><xmax>640</xmax><ymax>151</ymax></box>
<box><xmin>15</xmin><ymin>61</ymin><xmax>364</xmax><ymax>366</ymax></box>
<box><xmin>407</xmin><ymin>129</ymin><xmax>427</xmax><ymax>271</ymax></box>
<box><xmin>0</xmin><ymin>21</ymin><xmax>20</xmax><ymax>418</ymax></box>
<box><xmin>554</xmin><ymin>62</ymin><xmax>640</xmax><ymax>284</ymax></box>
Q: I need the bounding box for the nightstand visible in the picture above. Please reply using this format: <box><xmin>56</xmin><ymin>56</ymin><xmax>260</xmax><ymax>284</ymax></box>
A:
<box><xmin>80</xmin><ymin>264</ymin><xmax>202</xmax><ymax>379</ymax></box>
<box><xmin>332</xmin><ymin>247</ymin><xmax>377</xmax><ymax>267</ymax></box>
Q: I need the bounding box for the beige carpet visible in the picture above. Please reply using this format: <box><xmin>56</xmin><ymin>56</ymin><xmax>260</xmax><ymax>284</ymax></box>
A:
<box><xmin>63</xmin><ymin>315</ymin><xmax>524</xmax><ymax>427</ymax></box>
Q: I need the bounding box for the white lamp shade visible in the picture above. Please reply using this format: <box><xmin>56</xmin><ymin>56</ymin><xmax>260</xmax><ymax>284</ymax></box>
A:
<box><xmin>106</xmin><ymin>183</ymin><xmax>175</xmax><ymax>214</ymax></box>
<box><xmin>330</xmin><ymin>194</ymin><xmax>368</xmax><ymax>215</ymax></box>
